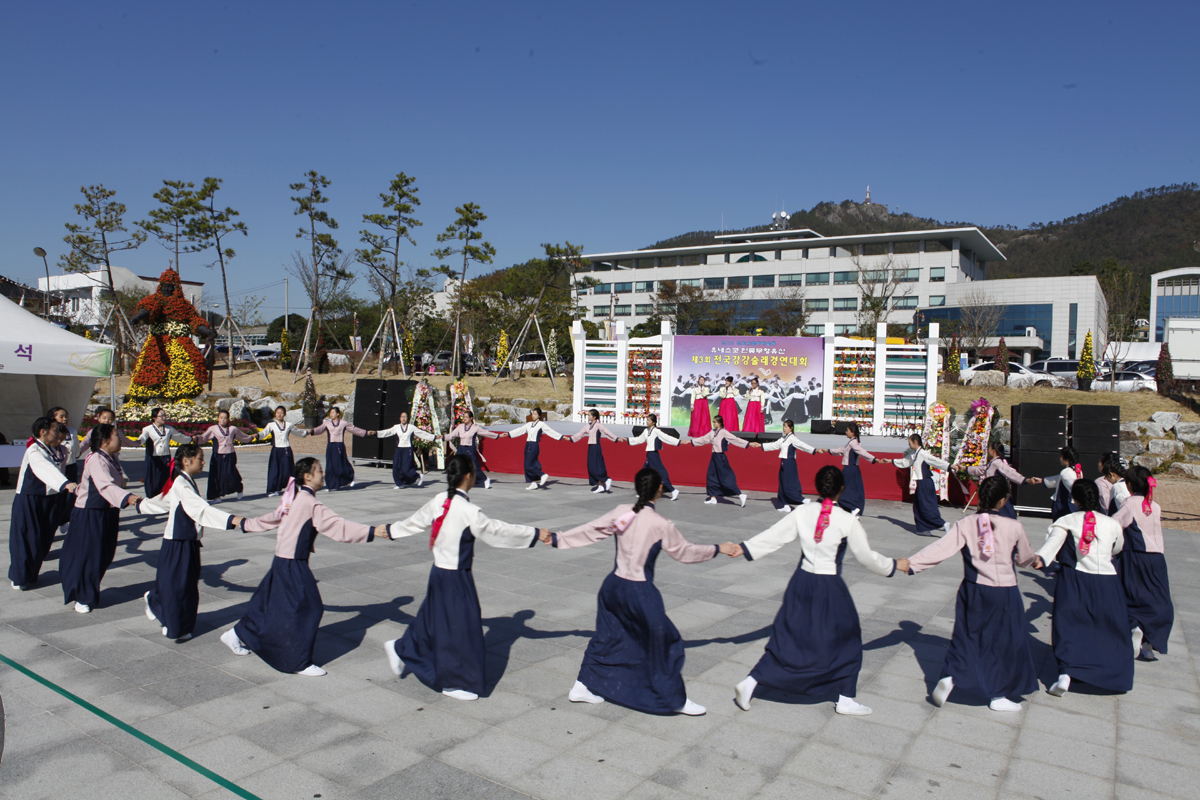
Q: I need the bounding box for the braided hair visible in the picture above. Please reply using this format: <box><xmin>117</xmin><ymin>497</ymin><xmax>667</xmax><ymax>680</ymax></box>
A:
<box><xmin>173</xmin><ymin>443</ymin><xmax>202</xmax><ymax>475</ymax></box>
<box><xmin>632</xmin><ymin>467</ymin><xmax>662</xmax><ymax>513</ymax></box>
<box><xmin>909</xmin><ymin>434</ymin><xmax>924</xmax><ymax>449</ymax></box>
<box><xmin>1099</xmin><ymin>452</ymin><xmax>1126</xmax><ymax>479</ymax></box>
<box><xmin>1060</xmin><ymin>446</ymin><xmax>1080</xmax><ymax>467</ymax></box>
<box><xmin>989</xmin><ymin>441</ymin><xmax>1007</xmax><ymax>459</ymax></box>
<box><xmin>1071</xmin><ymin>478</ymin><xmax>1101</xmax><ymax>512</ymax></box>
<box><xmin>846</xmin><ymin>421</ymin><xmax>860</xmax><ymax>440</ymax></box>
<box><xmin>814</xmin><ymin>465</ymin><xmax>845</xmax><ymax>499</ymax></box>
<box><xmin>1125</xmin><ymin>464</ymin><xmax>1152</xmax><ymax>496</ymax></box>
<box><xmin>89</xmin><ymin>424</ymin><xmax>115</xmax><ymax>453</ymax></box>
<box><xmin>431</xmin><ymin>455</ymin><xmax>475</xmax><ymax>549</ymax></box>
<box><xmin>977</xmin><ymin>474</ymin><xmax>1010</xmax><ymax>512</ymax></box>
<box><xmin>294</xmin><ymin>456</ymin><xmax>320</xmax><ymax>486</ymax></box>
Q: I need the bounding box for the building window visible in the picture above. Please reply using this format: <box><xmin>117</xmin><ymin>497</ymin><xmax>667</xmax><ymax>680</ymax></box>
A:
<box><xmin>613</xmin><ymin>282</ymin><xmax>632</xmax><ymax>293</ymax></box>
<box><xmin>928</xmin><ymin>295</ymin><xmax>945</xmax><ymax>307</ymax></box>
<box><xmin>71</xmin><ymin>297</ymin><xmax>81</xmax><ymax>312</ymax></box>
<box><xmin>613</xmin><ymin>305</ymin><xmax>631</xmax><ymax>316</ymax></box>
<box><xmin>807</xmin><ymin>298</ymin><xmax>829</xmax><ymax>312</ymax></box>
<box><xmin>679</xmin><ymin>278</ymin><xmax>701</xmax><ymax>287</ymax></box>
<box><xmin>807</xmin><ymin>272</ymin><xmax>830</xmax><ymax>286</ymax></box>
<box><xmin>727</xmin><ymin>276</ymin><xmax>749</xmax><ymax>289</ymax></box>
<box><xmin>835</xmin><ymin>324</ymin><xmax>857</xmax><ymax>335</ymax></box>
<box><xmin>735</xmin><ymin>253</ymin><xmax>767</xmax><ymax>262</ymax></box>
<box><xmin>635</xmin><ymin>281</ymin><xmax>655</xmax><ymax>293</ymax></box>
<box><xmin>895</xmin><ymin>268</ymin><xmax>920</xmax><ymax>282</ymax></box>
<box><xmin>752</xmin><ymin>275</ymin><xmax>775</xmax><ymax>288</ymax></box>
<box><xmin>704</xmin><ymin>277</ymin><xmax>725</xmax><ymax>290</ymax></box>
<box><xmin>780</xmin><ymin>274</ymin><xmax>804</xmax><ymax>287</ymax></box>
<box><xmin>929</xmin><ymin>267</ymin><xmax>945</xmax><ymax>282</ymax></box>
<box><xmin>834</xmin><ymin>271</ymin><xmax>856</xmax><ymax>285</ymax></box>
<box><xmin>635</xmin><ymin>304</ymin><xmax>654</xmax><ymax>315</ymax></box>
<box><xmin>594</xmin><ymin>283</ymin><xmax>611</xmax><ymax>294</ymax></box>
<box><xmin>1068</xmin><ymin>302</ymin><xmax>1078</xmax><ymax>359</ymax></box>
<box><xmin>803</xmin><ymin>324</ymin><xmax>823</xmax><ymax>336</ymax></box>
<box><xmin>893</xmin><ymin>296</ymin><xmax>918</xmax><ymax>309</ymax></box>
<box><xmin>834</xmin><ymin>297</ymin><xmax>857</xmax><ymax>311</ymax></box>
<box><xmin>594</xmin><ymin>306</ymin><xmax>608</xmax><ymax>317</ymax></box>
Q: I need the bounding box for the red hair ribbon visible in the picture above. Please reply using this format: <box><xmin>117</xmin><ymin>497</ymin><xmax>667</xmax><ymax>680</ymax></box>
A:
<box><xmin>1072</xmin><ymin>463</ymin><xmax>1082</xmax><ymax>479</ymax></box>
<box><xmin>1143</xmin><ymin>476</ymin><xmax>1156</xmax><ymax>515</ymax></box>
<box><xmin>977</xmin><ymin>514</ymin><xmax>995</xmax><ymax>560</ymax></box>
<box><xmin>430</xmin><ymin>495</ymin><xmax>454</xmax><ymax>549</ymax></box>
<box><xmin>814</xmin><ymin>498</ymin><xmax>835</xmax><ymax>543</ymax></box>
<box><xmin>159</xmin><ymin>458</ymin><xmax>177</xmax><ymax>497</ymax></box>
<box><xmin>1078</xmin><ymin>511</ymin><xmax>1096</xmax><ymax>556</ymax></box>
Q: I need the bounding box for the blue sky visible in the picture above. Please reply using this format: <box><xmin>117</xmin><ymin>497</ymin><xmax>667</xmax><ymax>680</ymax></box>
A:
<box><xmin>2</xmin><ymin>1</ymin><xmax>1196</xmax><ymax>320</ymax></box>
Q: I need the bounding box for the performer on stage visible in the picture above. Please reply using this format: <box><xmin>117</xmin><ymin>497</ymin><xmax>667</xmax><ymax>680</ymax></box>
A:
<box><xmin>742</xmin><ymin>377</ymin><xmax>767</xmax><ymax>433</ymax></box>
<box><xmin>9</xmin><ymin>418</ymin><xmax>77</xmax><ymax>590</ymax></box>
<box><xmin>1041</xmin><ymin>446</ymin><xmax>1082</xmax><ymax>521</ymax></box>
<box><xmin>444</xmin><ymin>410</ymin><xmax>503</xmax><ymax>490</ymax></box>
<box><xmin>140</xmin><ymin>443</ymin><xmax>252</xmax><ymax>640</ymax></box>
<box><xmin>727</xmin><ymin>465</ymin><xmax>906</xmax><ymax>716</ymax></box>
<box><xmin>377</xmin><ymin>410</ymin><xmax>436</xmax><ymax>489</ymax></box>
<box><xmin>194</xmin><ymin>410</ymin><xmax>257</xmax><ymax>502</ymax></box>
<box><xmin>508</xmin><ymin>407</ymin><xmax>563</xmax><ymax>490</ymax></box>
<box><xmin>137</xmin><ymin>408</ymin><xmax>193</xmax><ymax>498</ymax></box>
<box><xmin>260</xmin><ymin>406</ymin><xmax>307</xmax><ymax>497</ymax></box>
<box><xmin>891</xmin><ymin>434</ymin><xmax>952</xmax><ymax>536</ymax></box>
<box><xmin>59</xmin><ymin>425</ymin><xmax>142</xmax><ymax>613</ymax></box>
<box><xmin>763</xmin><ymin>419</ymin><xmax>815</xmax><ymax>512</ymax></box>
<box><xmin>1097</xmin><ymin>453</ymin><xmax>1131</xmax><ymax>515</ymax></box>
<box><xmin>689</xmin><ymin>415</ymin><xmax>760</xmax><ymax>506</ymax></box>
<box><xmin>570</xmin><ymin>409</ymin><xmax>618</xmax><ymax>493</ymax></box>
<box><xmin>623</xmin><ymin>414</ymin><xmax>681</xmax><ymax>501</ymax></box>
<box><xmin>966</xmin><ymin>443</ymin><xmax>1041</xmax><ymax>520</ymax></box>
<box><xmin>48</xmin><ymin>407</ymin><xmax>80</xmax><ymax>534</ymax></box>
<box><xmin>906</xmin><ymin>476</ymin><xmax>1039</xmax><ymax>711</ymax></box>
<box><xmin>552</xmin><ymin>468</ymin><xmax>736</xmax><ymax>715</ymax></box>
<box><xmin>1112</xmin><ymin>465</ymin><xmax>1174</xmax><ymax>662</ymax></box>
<box><xmin>687</xmin><ymin>376</ymin><xmax>713</xmax><ymax>437</ymax></box>
<box><xmin>817</xmin><ymin>423</ymin><xmax>887</xmax><ymax>516</ymax></box>
<box><xmin>1035</xmin><ymin>479</ymin><xmax>1133</xmax><ymax>696</ymax></box>
<box><xmin>716</xmin><ymin>377</ymin><xmax>741</xmax><ymax>432</ymax></box>
<box><xmin>220</xmin><ymin>457</ymin><xmax>391</xmax><ymax>674</ymax></box>
<box><xmin>308</xmin><ymin>406</ymin><xmax>372</xmax><ymax>492</ymax></box>
<box><xmin>382</xmin><ymin>454</ymin><xmax>550</xmax><ymax>699</ymax></box>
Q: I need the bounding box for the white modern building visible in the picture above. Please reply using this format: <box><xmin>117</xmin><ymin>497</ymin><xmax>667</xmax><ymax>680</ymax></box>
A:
<box><xmin>1148</xmin><ymin>267</ymin><xmax>1200</xmax><ymax>343</ymax></box>
<box><xmin>38</xmin><ymin>266</ymin><xmax>203</xmax><ymax>329</ymax></box>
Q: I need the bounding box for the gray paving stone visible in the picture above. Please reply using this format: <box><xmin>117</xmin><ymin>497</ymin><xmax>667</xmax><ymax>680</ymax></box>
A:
<box><xmin>438</xmin><ymin>727</ymin><xmax>559</xmax><ymax>782</ymax></box>
<box><xmin>780</xmin><ymin>739</ymin><xmax>897</xmax><ymax>797</ymax></box>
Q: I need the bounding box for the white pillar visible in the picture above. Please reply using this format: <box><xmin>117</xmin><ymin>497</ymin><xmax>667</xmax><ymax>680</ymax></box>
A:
<box><xmin>614</xmin><ymin>321</ymin><xmax>629</xmax><ymax>419</ymax></box>
<box><xmin>658</xmin><ymin>320</ymin><xmax>674</xmax><ymax>424</ymax></box>
<box><xmin>872</xmin><ymin>322</ymin><xmax>888</xmax><ymax>434</ymax></box>
<box><xmin>571</xmin><ymin>320</ymin><xmax>586</xmax><ymax>418</ymax></box>
<box><xmin>925</xmin><ymin>322</ymin><xmax>940</xmax><ymax>409</ymax></box>
<box><xmin>821</xmin><ymin>322</ymin><xmax>835</xmax><ymax>421</ymax></box>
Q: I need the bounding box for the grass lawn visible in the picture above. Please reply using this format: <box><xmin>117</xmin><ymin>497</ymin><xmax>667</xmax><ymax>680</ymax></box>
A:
<box><xmin>937</xmin><ymin>383</ymin><xmax>1199</xmax><ymax>423</ymax></box>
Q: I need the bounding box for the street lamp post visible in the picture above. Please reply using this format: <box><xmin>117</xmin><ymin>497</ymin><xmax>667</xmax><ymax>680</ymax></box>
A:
<box><xmin>33</xmin><ymin>247</ymin><xmax>51</xmax><ymax>318</ymax></box>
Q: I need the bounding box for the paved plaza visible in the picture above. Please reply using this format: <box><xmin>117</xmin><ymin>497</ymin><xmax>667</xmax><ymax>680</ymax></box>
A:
<box><xmin>0</xmin><ymin>451</ymin><xmax>1196</xmax><ymax>800</ymax></box>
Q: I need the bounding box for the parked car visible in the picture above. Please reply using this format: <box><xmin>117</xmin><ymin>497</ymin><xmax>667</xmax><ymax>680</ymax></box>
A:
<box><xmin>960</xmin><ymin>361</ymin><xmax>1070</xmax><ymax>388</ymax></box>
<box><xmin>431</xmin><ymin>351</ymin><xmax>492</xmax><ymax>373</ymax></box>
<box><xmin>1092</xmin><ymin>372</ymin><xmax>1157</xmax><ymax>393</ymax></box>
<box><xmin>239</xmin><ymin>347</ymin><xmax>279</xmax><ymax>362</ymax></box>
<box><xmin>1029</xmin><ymin>359</ymin><xmax>1080</xmax><ymax>377</ymax></box>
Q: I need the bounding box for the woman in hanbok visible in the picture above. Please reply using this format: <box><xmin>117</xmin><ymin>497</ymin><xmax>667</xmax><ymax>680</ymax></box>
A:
<box><xmin>689</xmin><ymin>415</ymin><xmax>760</xmax><ymax>506</ymax></box>
<box><xmin>59</xmin><ymin>425</ymin><xmax>142</xmax><ymax>613</ymax></box>
<box><xmin>742</xmin><ymin>377</ymin><xmax>767</xmax><ymax>433</ymax></box>
<box><xmin>140</xmin><ymin>443</ymin><xmax>253</xmax><ymax>640</ymax></box>
<box><xmin>9</xmin><ymin>417</ymin><xmax>76</xmax><ymax>590</ymax></box>
<box><xmin>1097</xmin><ymin>453</ymin><xmax>1131</xmax><ymax>515</ymax></box>
<box><xmin>623</xmin><ymin>414</ymin><xmax>681</xmax><ymax>501</ymax></box>
<box><xmin>763</xmin><ymin>419</ymin><xmax>815</xmax><ymax>512</ymax></box>
<box><xmin>48</xmin><ymin>406</ymin><xmax>80</xmax><ymax>533</ymax></box>
<box><xmin>308</xmin><ymin>406</ymin><xmax>372</xmax><ymax>491</ymax></box>
<box><xmin>1112</xmin><ymin>465</ymin><xmax>1173</xmax><ymax>662</ymax></box>
<box><xmin>906</xmin><ymin>476</ymin><xmax>1039</xmax><ymax>711</ymax></box>
<box><xmin>194</xmin><ymin>409</ymin><xmax>258</xmax><ymax>502</ymax></box>
<box><xmin>377</xmin><ymin>410</ymin><xmax>436</xmax><ymax>489</ymax></box>
<box><xmin>444</xmin><ymin>410</ymin><xmax>502</xmax><ymax>490</ymax></box>
<box><xmin>137</xmin><ymin>407</ymin><xmax>193</xmax><ymax>498</ymax></box>
<box><xmin>383</xmin><ymin>454</ymin><xmax>550</xmax><ymax>699</ymax></box>
<box><xmin>727</xmin><ymin>465</ymin><xmax>906</xmax><ymax>716</ymax></box>
<box><xmin>891</xmin><ymin>434</ymin><xmax>952</xmax><ymax>536</ymax></box>
<box><xmin>687</xmin><ymin>376</ymin><xmax>713</xmax><ymax>437</ymax></box>
<box><xmin>817</xmin><ymin>423</ymin><xmax>887</xmax><ymax>515</ymax></box>
<box><xmin>260</xmin><ymin>406</ymin><xmax>308</xmax><ymax>496</ymax></box>
<box><xmin>716</xmin><ymin>377</ymin><xmax>741</xmax><ymax>432</ymax></box>
<box><xmin>966</xmin><ymin>442</ymin><xmax>1040</xmax><ymax>520</ymax></box>
<box><xmin>569</xmin><ymin>409</ymin><xmax>618</xmax><ymax>493</ymax></box>
<box><xmin>1041</xmin><ymin>446</ymin><xmax>1082</xmax><ymax>521</ymax></box>
<box><xmin>221</xmin><ymin>457</ymin><xmax>391</xmax><ymax>674</ymax></box>
<box><xmin>1035</xmin><ymin>479</ymin><xmax>1133</xmax><ymax>696</ymax></box>
<box><xmin>508</xmin><ymin>407</ymin><xmax>563</xmax><ymax>490</ymax></box>
<box><xmin>553</xmin><ymin>468</ymin><xmax>737</xmax><ymax>715</ymax></box>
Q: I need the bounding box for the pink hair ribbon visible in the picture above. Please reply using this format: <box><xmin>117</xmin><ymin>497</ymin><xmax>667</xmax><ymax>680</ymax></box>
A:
<box><xmin>1078</xmin><ymin>511</ymin><xmax>1096</xmax><ymax>556</ymax></box>
<box><xmin>1073</xmin><ymin>463</ymin><xmax>1082</xmax><ymax>479</ymax></box>
<box><xmin>1143</xmin><ymin>476</ymin><xmax>1156</xmax><ymax>515</ymax></box>
<box><xmin>814</xmin><ymin>498</ymin><xmax>835</xmax><ymax>543</ymax></box>
<box><xmin>430</xmin><ymin>495</ymin><xmax>454</xmax><ymax>549</ymax></box>
<box><xmin>977</xmin><ymin>515</ymin><xmax>995</xmax><ymax>560</ymax></box>
<box><xmin>275</xmin><ymin>477</ymin><xmax>297</xmax><ymax>517</ymax></box>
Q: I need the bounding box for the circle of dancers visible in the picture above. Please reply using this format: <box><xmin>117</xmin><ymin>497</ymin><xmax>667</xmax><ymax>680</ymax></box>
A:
<box><xmin>4</xmin><ymin>406</ymin><xmax>1176</xmax><ymax>719</ymax></box>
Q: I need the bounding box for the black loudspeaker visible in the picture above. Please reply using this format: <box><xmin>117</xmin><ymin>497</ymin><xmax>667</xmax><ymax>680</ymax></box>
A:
<box><xmin>1014</xmin><ymin>403</ymin><xmax>1068</xmax><ymax>421</ymax></box>
<box><xmin>1069</xmin><ymin>404</ymin><xmax>1120</xmax><ymax>423</ymax></box>
<box><xmin>1073</xmin><ymin>435</ymin><xmax>1120</xmax><ymax>455</ymax></box>
<box><xmin>1014</xmin><ymin>417</ymin><xmax>1070</xmax><ymax>437</ymax></box>
<box><xmin>733</xmin><ymin>431</ymin><xmax>757</xmax><ymax>441</ymax></box>
<box><xmin>1012</xmin><ymin>429</ymin><xmax>1068</xmax><ymax>451</ymax></box>
<box><xmin>810</xmin><ymin>420</ymin><xmax>851</xmax><ymax>435</ymax></box>
<box><xmin>352</xmin><ymin>379</ymin><xmax>386</xmax><ymax>460</ymax></box>
<box><xmin>1012</xmin><ymin>449</ymin><xmax>1062</xmax><ymax>511</ymax></box>
<box><xmin>757</xmin><ymin>432</ymin><xmax>782</xmax><ymax>442</ymax></box>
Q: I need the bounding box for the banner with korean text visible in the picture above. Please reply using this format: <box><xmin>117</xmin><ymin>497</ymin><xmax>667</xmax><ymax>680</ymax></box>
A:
<box><xmin>667</xmin><ymin>335</ymin><xmax>825</xmax><ymax>433</ymax></box>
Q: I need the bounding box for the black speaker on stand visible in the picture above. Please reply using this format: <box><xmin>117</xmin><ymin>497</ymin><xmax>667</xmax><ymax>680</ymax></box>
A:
<box><xmin>1069</xmin><ymin>404</ymin><xmax>1120</xmax><ymax>480</ymax></box>
<box><xmin>1011</xmin><ymin>403</ymin><xmax>1067</xmax><ymax>515</ymax></box>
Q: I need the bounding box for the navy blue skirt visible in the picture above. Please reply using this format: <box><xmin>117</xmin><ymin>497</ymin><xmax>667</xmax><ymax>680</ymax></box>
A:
<box><xmin>324</xmin><ymin>442</ymin><xmax>354</xmax><ymax>490</ymax></box>
<box><xmin>586</xmin><ymin>443</ymin><xmax>608</xmax><ymax>486</ymax></box>
<box><xmin>148</xmin><ymin>538</ymin><xmax>202</xmax><ymax>639</ymax></box>
<box><xmin>1118</xmin><ymin>550</ymin><xmax>1173</xmax><ymax>654</ymax></box>
<box><xmin>144</xmin><ymin>453</ymin><xmax>170</xmax><ymax>498</ymax></box>
<box><xmin>236</xmin><ymin>556</ymin><xmax>324</xmax><ymax>673</ymax></box>
<box><xmin>643</xmin><ymin>452</ymin><xmax>674</xmax><ymax>493</ymax></box>
<box><xmin>777</xmin><ymin>459</ymin><xmax>804</xmax><ymax>506</ymax></box>
<box><xmin>706</xmin><ymin>453</ymin><xmax>740</xmax><ymax>497</ymax></box>
<box><xmin>53</xmin><ymin>463</ymin><xmax>80</xmax><ymax>529</ymax></box>
<box><xmin>59</xmin><ymin>507</ymin><xmax>120</xmax><ymax>607</ymax></box>
<box><xmin>839</xmin><ymin>462</ymin><xmax>865</xmax><ymax>514</ymax></box>
<box><xmin>942</xmin><ymin>582</ymin><xmax>1037</xmax><ymax>700</ymax></box>
<box><xmin>8</xmin><ymin>492</ymin><xmax>57</xmax><ymax>586</ymax></box>
<box><xmin>524</xmin><ymin>441</ymin><xmax>544</xmax><ymax>483</ymax></box>
<box><xmin>207</xmin><ymin>452</ymin><xmax>243</xmax><ymax>500</ymax></box>
<box><xmin>913</xmin><ymin>477</ymin><xmax>946</xmax><ymax>531</ymax></box>
<box><xmin>1050</xmin><ymin>482</ymin><xmax>1075</xmax><ymax>521</ymax></box>
<box><xmin>267</xmin><ymin>448</ymin><xmax>295</xmax><ymax>494</ymax></box>
<box><xmin>1051</xmin><ymin>566</ymin><xmax>1134</xmax><ymax>692</ymax></box>
<box><xmin>392</xmin><ymin>446</ymin><xmax>420</xmax><ymax>487</ymax></box>
<box><xmin>457</xmin><ymin>445</ymin><xmax>486</xmax><ymax>480</ymax></box>
<box><xmin>578</xmin><ymin>571</ymin><xmax>687</xmax><ymax>714</ymax></box>
<box><xmin>752</xmin><ymin>568</ymin><xmax>863</xmax><ymax>699</ymax></box>
<box><xmin>395</xmin><ymin>566</ymin><xmax>486</xmax><ymax>695</ymax></box>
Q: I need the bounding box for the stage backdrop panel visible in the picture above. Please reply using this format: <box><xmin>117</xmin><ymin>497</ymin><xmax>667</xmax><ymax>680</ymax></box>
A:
<box><xmin>667</xmin><ymin>335</ymin><xmax>825</xmax><ymax>433</ymax></box>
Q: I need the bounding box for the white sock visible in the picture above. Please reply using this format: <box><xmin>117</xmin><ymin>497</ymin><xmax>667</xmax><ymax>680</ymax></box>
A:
<box><xmin>989</xmin><ymin>697</ymin><xmax>1022</xmax><ymax>712</ymax></box>
<box><xmin>442</xmin><ymin>688</ymin><xmax>479</xmax><ymax>701</ymax></box>
<box><xmin>735</xmin><ymin>676</ymin><xmax>757</xmax><ymax>710</ymax></box>
<box><xmin>1049</xmin><ymin>674</ymin><xmax>1071</xmax><ymax>697</ymax></box>
<box><xmin>932</xmin><ymin>676</ymin><xmax>954</xmax><ymax>707</ymax></box>
<box><xmin>678</xmin><ymin>699</ymin><xmax>706</xmax><ymax>716</ymax></box>
<box><xmin>568</xmin><ymin>680</ymin><xmax>605</xmax><ymax>704</ymax></box>
<box><xmin>835</xmin><ymin>696</ymin><xmax>872</xmax><ymax>715</ymax></box>
<box><xmin>1140</xmin><ymin>642</ymin><xmax>1158</xmax><ymax>661</ymax></box>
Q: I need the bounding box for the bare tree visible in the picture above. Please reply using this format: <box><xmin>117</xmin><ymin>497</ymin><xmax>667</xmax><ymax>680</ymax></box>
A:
<box><xmin>287</xmin><ymin>250</ymin><xmax>356</xmax><ymax>352</ymax></box>
<box><xmin>759</xmin><ymin>284</ymin><xmax>810</xmax><ymax>335</ymax></box>
<box><xmin>853</xmin><ymin>254</ymin><xmax>914</xmax><ymax>334</ymax></box>
<box><xmin>958</xmin><ymin>286</ymin><xmax>1004</xmax><ymax>363</ymax></box>
<box><xmin>1095</xmin><ymin>260</ymin><xmax>1132</xmax><ymax>388</ymax></box>
<box><xmin>705</xmin><ymin>285</ymin><xmax>746</xmax><ymax>334</ymax></box>
<box><xmin>653</xmin><ymin>280</ymin><xmax>707</xmax><ymax>335</ymax></box>
<box><xmin>230</xmin><ymin>295</ymin><xmax>265</xmax><ymax>328</ymax></box>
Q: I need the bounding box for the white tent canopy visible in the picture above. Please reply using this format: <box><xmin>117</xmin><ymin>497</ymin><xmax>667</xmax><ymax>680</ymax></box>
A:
<box><xmin>0</xmin><ymin>293</ymin><xmax>113</xmax><ymax>446</ymax></box>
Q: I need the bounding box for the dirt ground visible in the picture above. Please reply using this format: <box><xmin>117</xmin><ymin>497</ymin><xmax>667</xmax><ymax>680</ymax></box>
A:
<box><xmin>938</xmin><ymin>383</ymin><xmax>1199</xmax><ymax>423</ymax></box>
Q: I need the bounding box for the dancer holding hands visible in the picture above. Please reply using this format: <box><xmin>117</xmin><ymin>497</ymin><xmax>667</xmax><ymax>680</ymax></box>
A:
<box><xmin>260</xmin><ymin>406</ymin><xmax>307</xmax><ymax>496</ymax></box>
<box><xmin>690</xmin><ymin>414</ymin><xmax>759</xmax><ymax>506</ymax></box>
<box><xmin>687</xmin><ymin>376</ymin><xmax>713</xmax><ymax>437</ymax></box>
<box><xmin>570</xmin><ymin>408</ymin><xmax>618</xmax><ymax>493</ymax></box>
<box><xmin>623</xmin><ymin>414</ymin><xmax>681</xmax><ymax>501</ymax></box>
<box><xmin>816</xmin><ymin>422</ymin><xmax>888</xmax><ymax>515</ymax></box>
<box><xmin>1112</xmin><ymin>465</ymin><xmax>1174</xmax><ymax>662</ymax></box>
<box><xmin>1097</xmin><ymin>453</ymin><xmax>1131</xmax><ymax>515</ymax></box>
<box><xmin>1042</xmin><ymin>446</ymin><xmax>1082</xmax><ymax>521</ymax></box>
<box><xmin>9</xmin><ymin>417</ymin><xmax>76</xmax><ymax>590</ymax></box>
<box><xmin>891</xmin><ymin>434</ymin><xmax>952</xmax><ymax>536</ymax></box>
<box><xmin>508</xmin><ymin>407</ymin><xmax>563</xmax><ymax>490</ymax></box>
<box><xmin>444</xmin><ymin>409</ymin><xmax>502</xmax><ymax>490</ymax></box>
<box><xmin>966</xmin><ymin>442</ymin><xmax>1040</xmax><ymax>520</ymax></box>
<box><xmin>137</xmin><ymin>408</ymin><xmax>193</xmax><ymax>498</ymax></box>
<box><xmin>763</xmin><ymin>419</ymin><xmax>815</xmax><ymax>512</ymax></box>
<box><xmin>726</xmin><ymin>465</ymin><xmax>906</xmax><ymax>716</ymax></box>
<box><xmin>308</xmin><ymin>406</ymin><xmax>373</xmax><ymax>491</ymax></box>
<box><xmin>716</xmin><ymin>376</ymin><xmax>741</xmax><ymax>431</ymax></box>
<box><xmin>377</xmin><ymin>410</ymin><xmax>436</xmax><ymax>489</ymax></box>
<box><xmin>194</xmin><ymin>409</ymin><xmax>257</xmax><ymax>502</ymax></box>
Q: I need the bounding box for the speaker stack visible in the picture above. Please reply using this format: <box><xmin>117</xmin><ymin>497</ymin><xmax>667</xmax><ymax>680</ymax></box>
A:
<box><xmin>1069</xmin><ymin>404</ymin><xmax>1120</xmax><ymax>481</ymax></box>
<box><xmin>1010</xmin><ymin>403</ymin><xmax>1067</xmax><ymax>514</ymax></box>
<box><xmin>350</xmin><ymin>379</ymin><xmax>417</xmax><ymax>463</ymax></box>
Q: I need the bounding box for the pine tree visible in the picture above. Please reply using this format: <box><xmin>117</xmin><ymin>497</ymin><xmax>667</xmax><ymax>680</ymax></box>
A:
<box><xmin>1077</xmin><ymin>331</ymin><xmax>1097</xmax><ymax>382</ymax></box>
<box><xmin>997</xmin><ymin>337</ymin><xmax>1010</xmax><ymax>383</ymax></box>
<box><xmin>1157</xmin><ymin>343</ymin><xmax>1174</xmax><ymax>396</ymax></box>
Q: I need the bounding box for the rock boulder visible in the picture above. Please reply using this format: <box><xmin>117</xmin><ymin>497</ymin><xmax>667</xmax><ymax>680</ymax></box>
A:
<box><xmin>1119</xmin><ymin>432</ymin><xmax>1145</xmax><ymax>457</ymax></box>
<box><xmin>232</xmin><ymin>386</ymin><xmax>264</xmax><ymax>401</ymax></box>
<box><xmin>216</xmin><ymin>397</ymin><xmax>238</xmax><ymax>411</ymax></box>
<box><xmin>285</xmin><ymin>409</ymin><xmax>304</xmax><ymax>425</ymax></box>
<box><xmin>1174</xmin><ymin>421</ymin><xmax>1200</xmax><ymax>445</ymax></box>
<box><xmin>1168</xmin><ymin>462</ymin><xmax>1200</xmax><ymax>478</ymax></box>
<box><xmin>1132</xmin><ymin>455</ymin><xmax>1163</xmax><ymax>470</ymax></box>
<box><xmin>1147</xmin><ymin>439</ymin><xmax>1184</xmax><ymax>457</ymax></box>
<box><xmin>1150</xmin><ymin>411</ymin><xmax>1181</xmax><ymax>431</ymax></box>
<box><xmin>968</xmin><ymin>371</ymin><xmax>1005</xmax><ymax>387</ymax></box>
